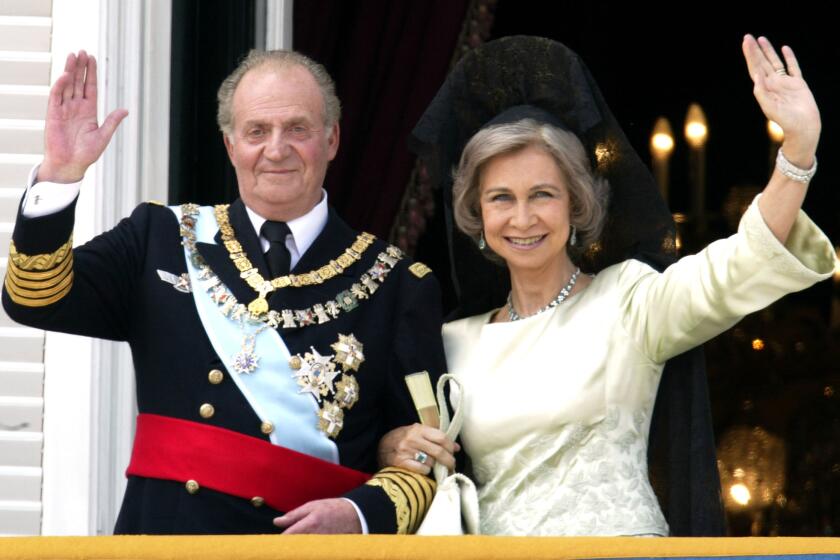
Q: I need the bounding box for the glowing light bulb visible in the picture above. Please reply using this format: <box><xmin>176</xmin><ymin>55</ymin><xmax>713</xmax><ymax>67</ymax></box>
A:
<box><xmin>730</xmin><ymin>483</ymin><xmax>751</xmax><ymax>505</ymax></box>
<box><xmin>650</xmin><ymin>117</ymin><xmax>674</xmax><ymax>158</ymax></box>
<box><xmin>684</xmin><ymin>103</ymin><xmax>708</xmax><ymax>148</ymax></box>
<box><xmin>652</xmin><ymin>134</ymin><xmax>674</xmax><ymax>152</ymax></box>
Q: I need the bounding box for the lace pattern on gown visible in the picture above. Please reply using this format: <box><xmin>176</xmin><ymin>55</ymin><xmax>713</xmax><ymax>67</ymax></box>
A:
<box><xmin>473</xmin><ymin>407</ymin><xmax>669</xmax><ymax>536</ymax></box>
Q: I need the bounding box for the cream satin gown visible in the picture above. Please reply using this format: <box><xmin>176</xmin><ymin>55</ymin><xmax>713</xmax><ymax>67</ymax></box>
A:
<box><xmin>442</xmin><ymin>196</ymin><xmax>835</xmax><ymax>536</ymax></box>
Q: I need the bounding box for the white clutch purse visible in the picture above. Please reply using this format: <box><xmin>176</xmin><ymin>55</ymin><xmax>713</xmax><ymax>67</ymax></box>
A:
<box><xmin>416</xmin><ymin>373</ymin><xmax>480</xmax><ymax>535</ymax></box>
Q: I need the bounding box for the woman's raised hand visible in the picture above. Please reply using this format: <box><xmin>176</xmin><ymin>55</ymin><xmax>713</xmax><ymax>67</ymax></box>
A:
<box><xmin>742</xmin><ymin>35</ymin><xmax>820</xmax><ymax>165</ymax></box>
<box><xmin>38</xmin><ymin>51</ymin><xmax>128</xmax><ymax>183</ymax></box>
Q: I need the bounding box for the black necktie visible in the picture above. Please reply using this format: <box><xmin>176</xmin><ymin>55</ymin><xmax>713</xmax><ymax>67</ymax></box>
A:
<box><xmin>260</xmin><ymin>221</ymin><xmax>291</xmax><ymax>278</ymax></box>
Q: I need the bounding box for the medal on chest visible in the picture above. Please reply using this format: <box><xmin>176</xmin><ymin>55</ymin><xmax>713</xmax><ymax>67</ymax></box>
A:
<box><xmin>177</xmin><ymin>204</ymin><xmax>390</xmax><ymax>440</ymax></box>
<box><xmin>289</xmin><ymin>334</ymin><xmax>364</xmax><ymax>439</ymax></box>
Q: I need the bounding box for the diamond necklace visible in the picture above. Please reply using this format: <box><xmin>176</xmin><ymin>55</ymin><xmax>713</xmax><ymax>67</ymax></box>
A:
<box><xmin>506</xmin><ymin>267</ymin><xmax>581</xmax><ymax>321</ymax></box>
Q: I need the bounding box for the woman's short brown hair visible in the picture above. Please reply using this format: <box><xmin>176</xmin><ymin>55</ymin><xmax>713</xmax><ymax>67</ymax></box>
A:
<box><xmin>451</xmin><ymin>118</ymin><xmax>608</xmax><ymax>264</ymax></box>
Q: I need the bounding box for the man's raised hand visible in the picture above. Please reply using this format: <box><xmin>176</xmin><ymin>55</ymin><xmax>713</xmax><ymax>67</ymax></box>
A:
<box><xmin>37</xmin><ymin>51</ymin><xmax>128</xmax><ymax>184</ymax></box>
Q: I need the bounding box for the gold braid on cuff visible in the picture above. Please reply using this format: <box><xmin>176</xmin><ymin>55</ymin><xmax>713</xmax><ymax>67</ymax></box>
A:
<box><xmin>365</xmin><ymin>466</ymin><xmax>436</xmax><ymax>534</ymax></box>
<box><xmin>5</xmin><ymin>238</ymin><xmax>74</xmax><ymax>307</ymax></box>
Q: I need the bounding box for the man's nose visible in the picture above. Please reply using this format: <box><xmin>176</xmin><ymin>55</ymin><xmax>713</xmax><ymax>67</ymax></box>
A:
<box><xmin>264</xmin><ymin>129</ymin><xmax>291</xmax><ymax>159</ymax></box>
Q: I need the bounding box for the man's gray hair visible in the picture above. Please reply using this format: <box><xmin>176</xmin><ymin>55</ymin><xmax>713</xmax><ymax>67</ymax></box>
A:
<box><xmin>452</xmin><ymin>118</ymin><xmax>608</xmax><ymax>263</ymax></box>
<box><xmin>217</xmin><ymin>49</ymin><xmax>341</xmax><ymax>136</ymax></box>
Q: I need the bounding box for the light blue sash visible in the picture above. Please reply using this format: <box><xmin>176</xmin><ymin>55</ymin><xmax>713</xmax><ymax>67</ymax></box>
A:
<box><xmin>171</xmin><ymin>205</ymin><xmax>338</xmax><ymax>464</ymax></box>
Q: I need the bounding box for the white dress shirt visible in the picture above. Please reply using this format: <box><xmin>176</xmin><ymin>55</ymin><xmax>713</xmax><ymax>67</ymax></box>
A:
<box><xmin>244</xmin><ymin>192</ymin><xmax>328</xmax><ymax>271</ymax></box>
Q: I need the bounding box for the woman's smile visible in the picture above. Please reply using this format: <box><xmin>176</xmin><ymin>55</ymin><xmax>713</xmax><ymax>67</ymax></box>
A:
<box><xmin>505</xmin><ymin>234</ymin><xmax>547</xmax><ymax>249</ymax></box>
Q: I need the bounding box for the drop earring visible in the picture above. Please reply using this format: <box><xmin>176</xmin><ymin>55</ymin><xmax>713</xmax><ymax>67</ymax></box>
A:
<box><xmin>478</xmin><ymin>230</ymin><xmax>486</xmax><ymax>250</ymax></box>
<box><xmin>570</xmin><ymin>225</ymin><xmax>577</xmax><ymax>246</ymax></box>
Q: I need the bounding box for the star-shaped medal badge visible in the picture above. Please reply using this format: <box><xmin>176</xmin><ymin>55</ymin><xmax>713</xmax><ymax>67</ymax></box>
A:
<box><xmin>231</xmin><ymin>348</ymin><xmax>259</xmax><ymax>374</ymax></box>
<box><xmin>293</xmin><ymin>347</ymin><xmax>338</xmax><ymax>401</ymax></box>
<box><xmin>331</xmin><ymin>334</ymin><xmax>365</xmax><ymax>372</ymax></box>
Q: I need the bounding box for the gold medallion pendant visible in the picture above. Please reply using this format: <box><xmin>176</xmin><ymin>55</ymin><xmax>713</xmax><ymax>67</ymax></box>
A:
<box><xmin>247</xmin><ymin>296</ymin><xmax>269</xmax><ymax>317</ymax></box>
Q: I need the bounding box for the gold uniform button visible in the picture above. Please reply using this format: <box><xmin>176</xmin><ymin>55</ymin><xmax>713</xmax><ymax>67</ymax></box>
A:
<box><xmin>289</xmin><ymin>356</ymin><xmax>302</xmax><ymax>370</ymax></box>
<box><xmin>251</xmin><ymin>496</ymin><xmax>265</xmax><ymax>508</ymax></box>
<box><xmin>199</xmin><ymin>403</ymin><xmax>215</xmax><ymax>419</ymax></box>
<box><xmin>185</xmin><ymin>480</ymin><xmax>200</xmax><ymax>494</ymax></box>
<box><xmin>208</xmin><ymin>369</ymin><xmax>224</xmax><ymax>384</ymax></box>
<box><xmin>260</xmin><ymin>421</ymin><xmax>274</xmax><ymax>435</ymax></box>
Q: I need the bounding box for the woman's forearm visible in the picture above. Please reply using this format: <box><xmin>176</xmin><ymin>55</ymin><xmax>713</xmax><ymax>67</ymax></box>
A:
<box><xmin>756</xmin><ymin>143</ymin><xmax>813</xmax><ymax>244</ymax></box>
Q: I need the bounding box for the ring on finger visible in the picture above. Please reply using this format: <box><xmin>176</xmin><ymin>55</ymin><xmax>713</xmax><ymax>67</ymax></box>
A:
<box><xmin>414</xmin><ymin>451</ymin><xmax>428</xmax><ymax>464</ymax></box>
<box><xmin>775</xmin><ymin>67</ymin><xmax>787</xmax><ymax>76</ymax></box>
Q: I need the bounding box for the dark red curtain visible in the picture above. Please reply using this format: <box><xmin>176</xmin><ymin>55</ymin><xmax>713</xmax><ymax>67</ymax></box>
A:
<box><xmin>294</xmin><ymin>1</ymin><xmax>470</xmax><ymax>238</ymax></box>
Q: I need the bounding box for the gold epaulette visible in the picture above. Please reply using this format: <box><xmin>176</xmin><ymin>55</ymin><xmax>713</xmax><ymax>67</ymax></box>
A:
<box><xmin>4</xmin><ymin>237</ymin><xmax>74</xmax><ymax>307</ymax></box>
<box><xmin>365</xmin><ymin>466</ymin><xmax>436</xmax><ymax>534</ymax></box>
<box><xmin>409</xmin><ymin>262</ymin><xmax>432</xmax><ymax>279</ymax></box>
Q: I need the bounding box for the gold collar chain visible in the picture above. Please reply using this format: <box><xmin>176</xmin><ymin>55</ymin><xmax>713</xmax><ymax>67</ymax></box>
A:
<box><xmin>179</xmin><ymin>203</ymin><xmax>404</xmax><ymax>331</ymax></box>
<box><xmin>213</xmin><ymin>204</ymin><xmax>375</xmax><ymax>318</ymax></box>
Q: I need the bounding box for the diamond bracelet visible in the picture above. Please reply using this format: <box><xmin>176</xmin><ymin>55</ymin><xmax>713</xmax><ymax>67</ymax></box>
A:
<box><xmin>776</xmin><ymin>148</ymin><xmax>817</xmax><ymax>183</ymax></box>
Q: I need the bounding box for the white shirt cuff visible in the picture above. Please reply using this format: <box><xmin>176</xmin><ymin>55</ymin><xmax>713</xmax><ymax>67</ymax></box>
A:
<box><xmin>21</xmin><ymin>164</ymin><xmax>83</xmax><ymax>218</ymax></box>
<box><xmin>341</xmin><ymin>497</ymin><xmax>369</xmax><ymax>534</ymax></box>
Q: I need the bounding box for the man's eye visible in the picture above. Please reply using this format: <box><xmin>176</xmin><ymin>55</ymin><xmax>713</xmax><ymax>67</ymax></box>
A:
<box><xmin>290</xmin><ymin>126</ymin><xmax>309</xmax><ymax>135</ymax></box>
<box><xmin>247</xmin><ymin>128</ymin><xmax>265</xmax><ymax>138</ymax></box>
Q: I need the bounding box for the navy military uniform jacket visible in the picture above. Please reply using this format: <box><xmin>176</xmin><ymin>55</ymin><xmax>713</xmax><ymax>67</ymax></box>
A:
<box><xmin>3</xmin><ymin>196</ymin><xmax>446</xmax><ymax>534</ymax></box>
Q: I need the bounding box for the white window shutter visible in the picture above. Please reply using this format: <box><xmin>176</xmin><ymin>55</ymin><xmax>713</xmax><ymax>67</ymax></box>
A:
<box><xmin>0</xmin><ymin>0</ymin><xmax>52</xmax><ymax>537</ymax></box>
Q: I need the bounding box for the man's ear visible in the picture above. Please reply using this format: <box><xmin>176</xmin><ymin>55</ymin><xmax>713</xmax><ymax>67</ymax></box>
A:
<box><xmin>326</xmin><ymin>122</ymin><xmax>340</xmax><ymax>161</ymax></box>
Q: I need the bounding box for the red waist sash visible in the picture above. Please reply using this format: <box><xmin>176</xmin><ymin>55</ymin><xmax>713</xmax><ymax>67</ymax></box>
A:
<box><xmin>126</xmin><ymin>413</ymin><xmax>371</xmax><ymax>512</ymax></box>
